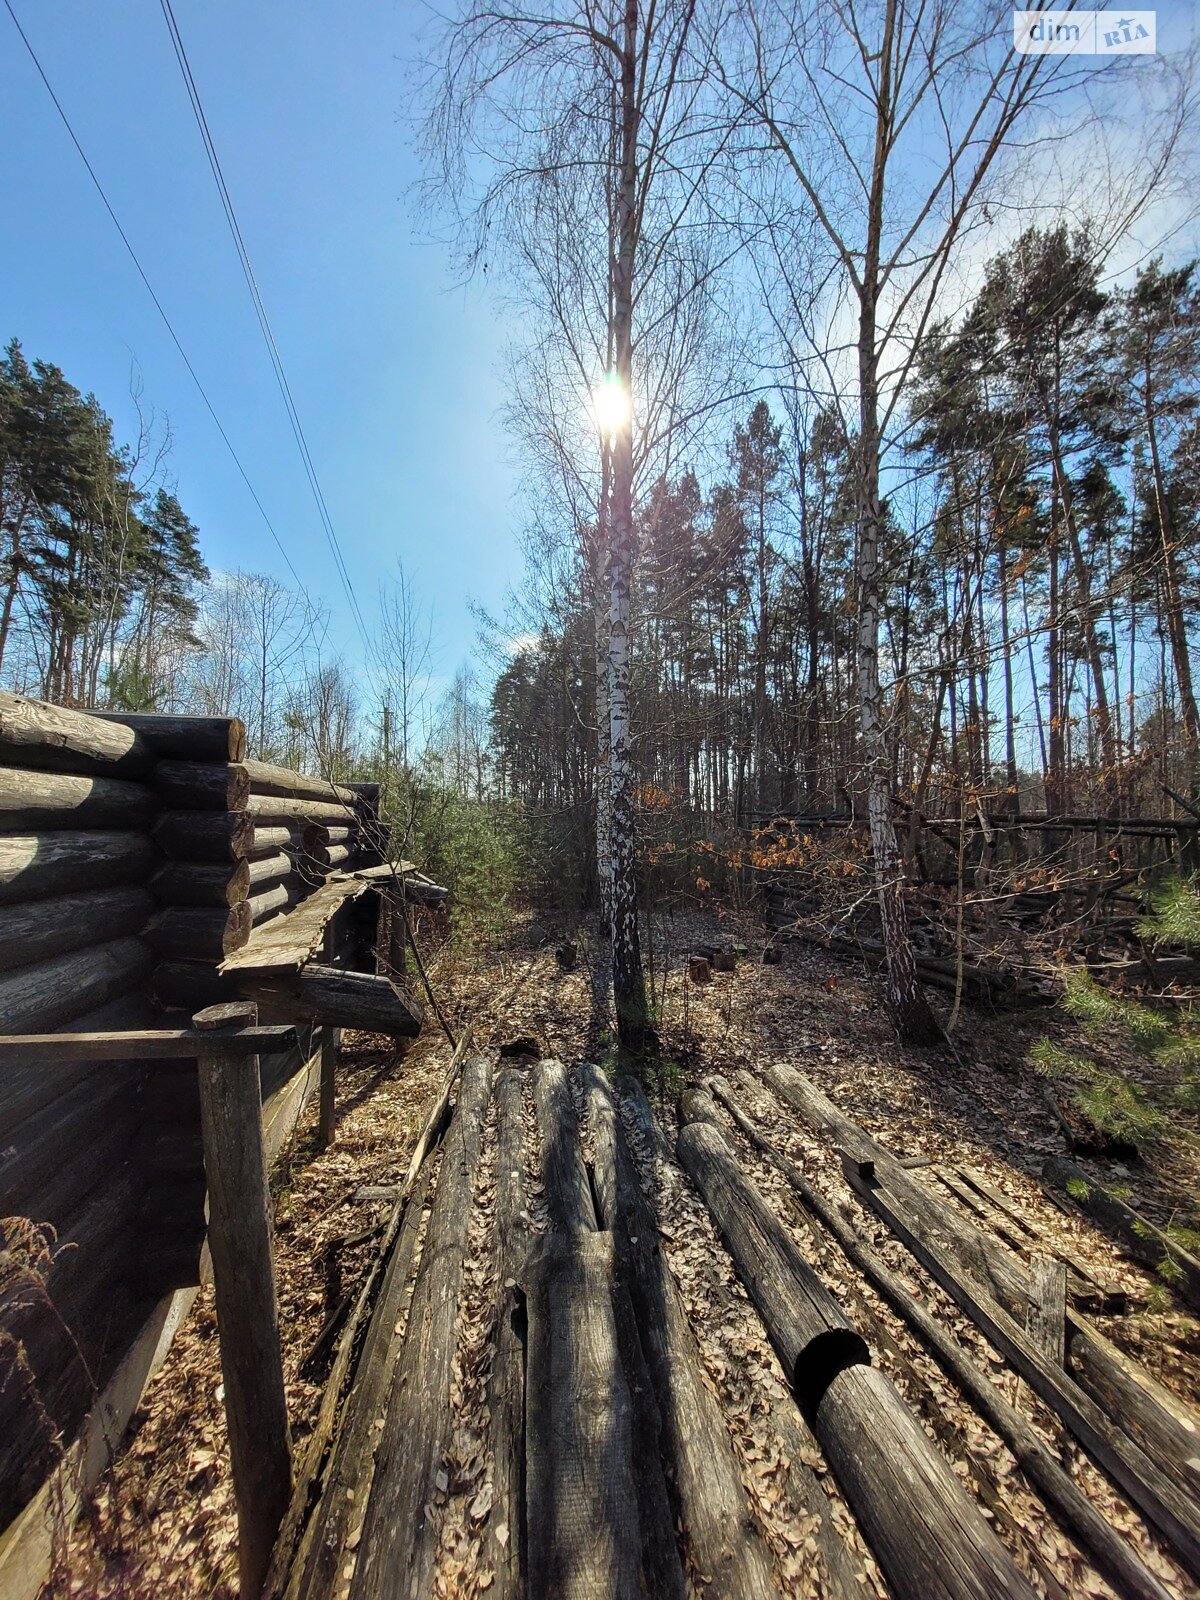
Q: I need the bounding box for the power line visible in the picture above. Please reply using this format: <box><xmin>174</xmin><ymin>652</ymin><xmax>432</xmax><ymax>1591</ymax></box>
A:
<box><xmin>158</xmin><ymin>0</ymin><xmax>372</xmax><ymax>652</ymax></box>
<box><xmin>2</xmin><ymin>0</ymin><xmax>307</xmax><ymax>593</ymax></box>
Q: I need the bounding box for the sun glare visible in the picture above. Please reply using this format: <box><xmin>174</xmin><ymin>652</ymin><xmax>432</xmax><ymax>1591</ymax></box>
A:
<box><xmin>591</xmin><ymin>371</ymin><xmax>631</xmax><ymax>439</ymax></box>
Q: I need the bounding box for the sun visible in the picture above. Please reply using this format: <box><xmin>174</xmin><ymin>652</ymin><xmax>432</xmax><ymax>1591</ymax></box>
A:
<box><xmin>590</xmin><ymin>371</ymin><xmax>631</xmax><ymax>440</ymax></box>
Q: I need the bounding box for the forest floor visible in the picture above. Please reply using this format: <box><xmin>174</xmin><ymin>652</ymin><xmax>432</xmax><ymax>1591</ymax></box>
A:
<box><xmin>41</xmin><ymin>907</ymin><xmax>1200</xmax><ymax>1600</ymax></box>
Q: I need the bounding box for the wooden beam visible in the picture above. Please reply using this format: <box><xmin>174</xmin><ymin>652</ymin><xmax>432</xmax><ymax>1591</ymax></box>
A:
<box><xmin>0</xmin><ymin>1024</ymin><xmax>297</xmax><ymax>1063</ymax></box>
<box><xmin>0</xmin><ymin>937</ymin><xmax>154</xmax><ymax>1033</ymax></box>
<box><xmin>148</xmin><ymin>902</ymin><xmax>253</xmax><ymax>961</ymax></box>
<box><xmin>0</xmin><ymin>766</ymin><xmax>154</xmax><ymax>831</ymax></box>
<box><xmin>241</xmin><ymin>964</ymin><xmax>421</xmax><ymax>1036</ymax></box>
<box><xmin>151</xmin><ymin>859</ymin><xmax>250</xmax><ymax>908</ymax></box>
<box><xmin>524</xmin><ymin>1231</ymin><xmax>645</xmax><ymax>1600</ymax></box>
<box><xmin>0</xmin><ymin>689</ymin><xmax>154</xmax><ymax>777</ymax></box>
<box><xmin>154</xmin><ymin>809</ymin><xmax>254</xmax><ymax>862</ymax></box>
<box><xmin>0</xmin><ymin>886</ymin><xmax>152</xmax><ymax>972</ymax></box>
<box><xmin>89</xmin><ymin>710</ymin><xmax>246</xmax><ymax>763</ymax></box>
<box><xmin>678</xmin><ymin>1114</ymin><xmax>1033</xmax><ymax>1600</ymax></box>
<box><xmin>0</xmin><ymin>829</ymin><xmax>156</xmax><ymax>907</ymax></box>
<box><xmin>247</xmin><ymin>793</ymin><xmax>354</xmax><ymax>826</ymax></box>
<box><xmin>243</xmin><ymin>760</ymin><xmax>358</xmax><ymax>807</ymax></box>
<box><xmin>155</xmin><ymin>759</ymin><xmax>250</xmax><ymax>813</ymax></box>
<box><xmin>194</xmin><ymin>1001</ymin><xmax>292</xmax><ymax>1600</ymax></box>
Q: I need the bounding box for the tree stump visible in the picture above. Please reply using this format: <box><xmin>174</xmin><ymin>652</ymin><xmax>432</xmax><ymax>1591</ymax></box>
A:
<box><xmin>688</xmin><ymin>955</ymin><xmax>711</xmax><ymax>984</ymax></box>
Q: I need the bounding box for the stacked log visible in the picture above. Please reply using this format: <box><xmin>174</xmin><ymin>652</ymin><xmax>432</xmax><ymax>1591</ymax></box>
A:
<box><xmin>0</xmin><ymin>691</ymin><xmax>161</xmax><ymax>1526</ymax></box>
<box><xmin>144</xmin><ymin>719</ymin><xmax>253</xmax><ymax>1016</ymax></box>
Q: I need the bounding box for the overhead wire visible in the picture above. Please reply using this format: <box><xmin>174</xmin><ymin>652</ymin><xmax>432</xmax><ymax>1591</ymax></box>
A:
<box><xmin>2</xmin><ymin>0</ymin><xmax>307</xmax><ymax>592</ymax></box>
<box><xmin>158</xmin><ymin>0</ymin><xmax>372</xmax><ymax>652</ymax></box>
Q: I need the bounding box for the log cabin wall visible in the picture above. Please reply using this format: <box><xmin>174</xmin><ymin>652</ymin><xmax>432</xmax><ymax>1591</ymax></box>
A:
<box><xmin>0</xmin><ymin>694</ymin><xmax>377</xmax><ymax>1541</ymax></box>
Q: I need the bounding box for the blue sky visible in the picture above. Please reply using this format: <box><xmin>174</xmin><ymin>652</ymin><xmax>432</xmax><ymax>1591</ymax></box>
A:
<box><xmin>1</xmin><ymin>0</ymin><xmax>520</xmax><ymax>687</ymax></box>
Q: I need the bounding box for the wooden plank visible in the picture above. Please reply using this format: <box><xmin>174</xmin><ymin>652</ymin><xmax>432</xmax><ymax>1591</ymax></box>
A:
<box><xmin>194</xmin><ymin>1002</ymin><xmax>292</xmax><ymax>1600</ymax></box>
<box><xmin>0</xmin><ymin>690</ymin><xmax>154</xmax><ymax>777</ymax></box>
<box><xmin>346</xmin><ymin>1054</ymin><xmax>493</xmax><ymax>1600</ymax></box>
<box><xmin>89</xmin><ymin>710</ymin><xmax>246</xmax><ymax>763</ymax></box>
<box><xmin>0</xmin><ymin>830</ymin><xmax>156</xmax><ymax>906</ymax></box>
<box><xmin>220</xmin><ymin>875</ymin><xmax>369</xmax><ymax>974</ymax></box>
<box><xmin>708</xmin><ymin>1072</ymin><xmax>1173</xmax><ymax>1600</ymax></box>
<box><xmin>0</xmin><ymin>1024</ymin><xmax>297</xmax><ymax>1063</ymax></box>
<box><xmin>0</xmin><ymin>886</ymin><xmax>152</xmax><ymax>972</ymax></box>
<box><xmin>0</xmin><ymin>767</ymin><xmax>154</xmax><ymax>831</ymax></box>
<box><xmin>524</xmin><ymin>1231</ymin><xmax>644</xmax><ymax>1600</ymax></box>
<box><xmin>1044</xmin><ymin>1157</ymin><xmax>1200</xmax><ymax>1315</ymax></box>
<box><xmin>845</xmin><ymin>1155</ymin><xmax>1200</xmax><ymax>1578</ymax></box>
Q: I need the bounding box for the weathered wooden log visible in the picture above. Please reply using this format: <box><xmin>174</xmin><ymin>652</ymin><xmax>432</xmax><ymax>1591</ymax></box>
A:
<box><xmin>247</xmin><ymin>793</ymin><xmax>354</xmax><ymax>826</ymax></box>
<box><xmin>1</xmin><ymin>1071</ymin><xmax>133</xmax><ymax>1222</ymax></box>
<box><xmin>90</xmin><ymin>710</ymin><xmax>246</xmax><ymax>763</ymax></box>
<box><xmin>248</xmin><ymin>883</ymin><xmax>292</xmax><ymax>925</ymax></box>
<box><xmin>148</xmin><ymin>902</ymin><xmax>252</xmax><ymax>961</ymax></box>
<box><xmin>677</xmin><ymin>1118</ymin><xmax>866</xmax><ymax>1403</ymax></box>
<box><xmin>302</xmin><ymin>843</ymin><xmax>354</xmax><ymax>872</ymax></box>
<box><xmin>533</xmin><ymin>1059</ymin><xmax>595</xmax><ymax>1230</ymax></box>
<box><xmin>155</xmin><ymin>759</ymin><xmax>249</xmax><ymax>812</ymax></box>
<box><xmin>0</xmin><ymin>829</ymin><xmax>156</xmax><ymax>906</ymax></box>
<box><xmin>0</xmin><ymin>937</ymin><xmax>154</xmax><ymax>1034</ymax></box>
<box><xmin>1044</xmin><ymin>1157</ymin><xmax>1200</xmax><ymax>1315</ymax></box>
<box><xmin>246</xmin><ymin>852</ymin><xmax>292</xmax><ymax>890</ymax></box>
<box><xmin>710</xmin><ymin>1074</ymin><xmax>1174</xmax><ymax>1600</ymax></box>
<box><xmin>243</xmin><ymin>759</ymin><xmax>358</xmax><ymax>807</ymax></box>
<box><xmin>0</xmin><ymin>766</ymin><xmax>154</xmax><ymax>831</ymax></box>
<box><xmin>151</xmin><ymin>859</ymin><xmax>250</xmax><ymax>908</ymax></box>
<box><xmin>194</xmin><ymin>1003</ymin><xmax>292</xmax><ymax>1600</ymax></box>
<box><xmin>484</xmin><ymin>1069</ymin><xmax>528</xmax><ymax>1600</ymax></box>
<box><xmin>0</xmin><ymin>689</ymin><xmax>154</xmax><ymax>776</ymax></box>
<box><xmin>767</xmin><ymin>1065</ymin><xmax>1200</xmax><ymax>1502</ymax></box>
<box><xmin>679</xmin><ymin>1116</ymin><xmax>1034</xmax><ymax>1600</ymax></box>
<box><xmin>846</xmin><ymin>1155</ymin><xmax>1200</xmax><ymax>1578</ymax></box>
<box><xmin>581</xmin><ymin>1067</ymin><xmax>780</xmax><ymax>1600</ymax></box>
<box><xmin>267</xmin><ymin>1029</ymin><xmax>475</xmax><ymax>1599</ymax></box>
<box><xmin>348</xmin><ymin>1054</ymin><xmax>493</xmax><ymax>1600</ymax></box>
<box><xmin>0</xmin><ymin>886</ymin><xmax>153</xmax><ymax>972</ymax></box>
<box><xmin>302</xmin><ymin>823</ymin><xmax>356</xmax><ymax>850</ymax></box>
<box><xmin>280</xmin><ymin>1158</ymin><xmax>435</xmax><ymax>1600</ymax></box>
<box><xmin>0</xmin><ymin>1024</ymin><xmax>295</xmax><ymax>1064</ymax></box>
<box><xmin>241</xmin><ymin>964</ymin><xmax>421</xmax><ymax>1035</ymax></box>
<box><xmin>249</xmin><ymin>825</ymin><xmax>297</xmax><ymax>857</ymax></box>
<box><xmin>154</xmin><ymin>809</ymin><xmax>254</xmax><ymax>862</ymax></box>
<box><xmin>524</xmin><ymin>1231</ymin><xmax>645</xmax><ymax>1600</ymax></box>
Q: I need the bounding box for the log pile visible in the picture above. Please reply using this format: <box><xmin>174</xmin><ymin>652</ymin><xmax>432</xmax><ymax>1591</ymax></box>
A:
<box><xmin>0</xmin><ymin>691</ymin><xmax>160</xmax><ymax>1527</ymax></box>
<box><xmin>0</xmin><ymin>692</ymin><xmax>411</xmax><ymax>1556</ymax></box>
